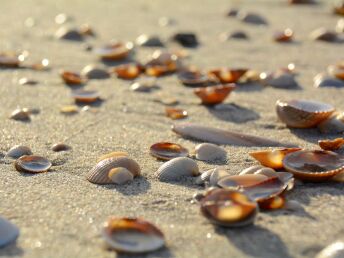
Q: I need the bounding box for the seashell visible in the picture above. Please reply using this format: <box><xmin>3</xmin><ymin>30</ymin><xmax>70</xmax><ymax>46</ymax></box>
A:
<box><xmin>55</xmin><ymin>13</ymin><xmax>69</xmax><ymax>24</ymax></box>
<box><xmin>29</xmin><ymin>58</ymin><xmax>50</xmax><ymax>71</ymax></box>
<box><xmin>130</xmin><ymin>78</ymin><xmax>158</xmax><ymax>92</ymax></box>
<box><xmin>71</xmin><ymin>89</ymin><xmax>100</xmax><ymax>103</ymax></box>
<box><xmin>10</xmin><ymin>108</ymin><xmax>30</xmax><ymax>121</ymax></box>
<box><xmin>208</xmin><ymin>68</ymin><xmax>247</xmax><ymax>83</ymax></box>
<box><xmin>317</xmin><ymin>112</ymin><xmax>344</xmax><ymax>134</ymax></box>
<box><xmin>172</xmin><ymin>123</ymin><xmax>296</xmax><ymax>147</ymax></box>
<box><xmin>310</xmin><ymin>28</ymin><xmax>339</xmax><ymax>42</ymax></box>
<box><xmin>60</xmin><ymin>105</ymin><xmax>79</xmax><ymax>114</ymax></box>
<box><xmin>209</xmin><ymin>168</ymin><xmax>230</xmax><ymax>186</ymax></box>
<box><xmin>0</xmin><ymin>53</ymin><xmax>20</xmax><ymax>68</ymax></box>
<box><xmin>97</xmin><ymin>151</ymin><xmax>128</xmax><ymax>162</ymax></box>
<box><xmin>254</xmin><ymin>167</ymin><xmax>278</xmax><ymax>177</ymax></box>
<box><xmin>18</xmin><ymin>77</ymin><xmax>38</xmax><ymax>86</ymax></box>
<box><xmin>276</xmin><ymin>99</ymin><xmax>335</xmax><ymax>128</ymax></box>
<box><xmin>200</xmin><ymin>188</ymin><xmax>258</xmax><ymax>227</ymax></box>
<box><xmin>136</xmin><ymin>34</ymin><xmax>164</xmax><ymax>47</ymax></box>
<box><xmin>288</xmin><ymin>0</ymin><xmax>318</xmax><ymax>4</ymax></box>
<box><xmin>334</xmin><ymin>1</ymin><xmax>344</xmax><ymax>16</ymax></box>
<box><xmin>6</xmin><ymin>145</ymin><xmax>32</xmax><ymax>159</ymax></box>
<box><xmin>220</xmin><ymin>31</ymin><xmax>249</xmax><ymax>41</ymax></box>
<box><xmin>315</xmin><ymin>241</ymin><xmax>344</xmax><ymax>258</ymax></box>
<box><xmin>313</xmin><ymin>73</ymin><xmax>344</xmax><ymax>88</ymax></box>
<box><xmin>81</xmin><ymin>65</ymin><xmax>110</xmax><ymax>79</ymax></box>
<box><xmin>87</xmin><ymin>156</ymin><xmax>140</xmax><ymax>184</ymax></box>
<box><xmin>79</xmin><ymin>24</ymin><xmax>95</xmax><ymax>37</ymax></box>
<box><xmin>150</xmin><ymin>142</ymin><xmax>189</xmax><ymax>161</ymax></box>
<box><xmin>0</xmin><ymin>217</ymin><xmax>19</xmax><ymax>248</ymax></box>
<box><xmin>155</xmin><ymin>157</ymin><xmax>199</xmax><ymax>182</ymax></box>
<box><xmin>172</xmin><ymin>33</ymin><xmax>198</xmax><ymax>47</ymax></box>
<box><xmin>108</xmin><ymin>167</ymin><xmax>134</xmax><ymax>184</ymax></box>
<box><xmin>195</xmin><ymin>168</ymin><xmax>216</xmax><ymax>185</ymax></box>
<box><xmin>15</xmin><ymin>155</ymin><xmax>52</xmax><ymax>173</ymax></box>
<box><xmin>227</xmin><ymin>8</ymin><xmax>239</xmax><ymax>17</ymax></box>
<box><xmin>60</xmin><ymin>70</ymin><xmax>85</xmax><ymax>85</ymax></box>
<box><xmin>94</xmin><ymin>42</ymin><xmax>132</xmax><ymax>61</ymax></box>
<box><xmin>194</xmin><ymin>84</ymin><xmax>236</xmax><ymax>105</ymax></box>
<box><xmin>112</xmin><ymin>63</ymin><xmax>143</xmax><ymax>80</ymax></box>
<box><xmin>261</xmin><ymin>71</ymin><xmax>299</xmax><ymax>89</ymax></box>
<box><xmin>177</xmin><ymin>70</ymin><xmax>209</xmax><ymax>86</ymax></box>
<box><xmin>194</xmin><ymin>143</ymin><xmax>227</xmax><ymax>162</ymax></box>
<box><xmin>336</xmin><ymin>19</ymin><xmax>344</xmax><ymax>33</ymax></box>
<box><xmin>145</xmin><ymin>51</ymin><xmax>178</xmax><ymax>76</ymax></box>
<box><xmin>258</xmin><ymin>195</ymin><xmax>285</xmax><ymax>210</ymax></box>
<box><xmin>282</xmin><ymin>150</ymin><xmax>344</xmax><ymax>181</ymax></box>
<box><xmin>237</xmin><ymin>12</ymin><xmax>267</xmax><ymax>25</ymax></box>
<box><xmin>239</xmin><ymin>165</ymin><xmax>265</xmax><ymax>175</ymax></box>
<box><xmin>165</xmin><ymin>107</ymin><xmax>188</xmax><ymax>120</ymax></box>
<box><xmin>102</xmin><ymin>217</ymin><xmax>165</xmax><ymax>253</ymax></box>
<box><xmin>273</xmin><ymin>28</ymin><xmax>294</xmax><ymax>42</ymax></box>
<box><xmin>331</xmin><ymin>171</ymin><xmax>344</xmax><ymax>182</ymax></box>
<box><xmin>55</xmin><ymin>26</ymin><xmax>83</xmax><ymax>41</ymax></box>
<box><xmin>249</xmin><ymin>148</ymin><xmax>302</xmax><ymax>169</ymax></box>
<box><xmin>328</xmin><ymin>63</ymin><xmax>344</xmax><ymax>80</ymax></box>
<box><xmin>51</xmin><ymin>143</ymin><xmax>71</xmax><ymax>152</ymax></box>
<box><xmin>318</xmin><ymin>138</ymin><xmax>344</xmax><ymax>151</ymax></box>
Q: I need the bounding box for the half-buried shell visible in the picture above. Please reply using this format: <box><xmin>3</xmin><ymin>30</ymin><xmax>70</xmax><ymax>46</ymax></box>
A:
<box><xmin>60</xmin><ymin>70</ymin><xmax>86</xmax><ymax>85</ymax></box>
<box><xmin>6</xmin><ymin>145</ymin><xmax>32</xmax><ymax>159</ymax></box>
<box><xmin>208</xmin><ymin>68</ymin><xmax>247</xmax><ymax>83</ymax></box>
<box><xmin>194</xmin><ymin>84</ymin><xmax>236</xmax><ymax>105</ymax></box>
<box><xmin>14</xmin><ymin>155</ymin><xmax>52</xmax><ymax>173</ymax></box>
<box><xmin>0</xmin><ymin>217</ymin><xmax>19</xmax><ymax>248</ymax></box>
<box><xmin>150</xmin><ymin>142</ymin><xmax>189</xmax><ymax>161</ymax></box>
<box><xmin>194</xmin><ymin>143</ymin><xmax>227</xmax><ymax>162</ymax></box>
<box><xmin>101</xmin><ymin>217</ymin><xmax>165</xmax><ymax>253</ymax></box>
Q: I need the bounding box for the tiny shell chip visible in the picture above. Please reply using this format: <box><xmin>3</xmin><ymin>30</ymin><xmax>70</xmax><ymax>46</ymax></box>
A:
<box><xmin>108</xmin><ymin>167</ymin><xmax>134</xmax><ymax>184</ymax></box>
<box><xmin>102</xmin><ymin>217</ymin><xmax>165</xmax><ymax>253</ymax></box>
<box><xmin>81</xmin><ymin>65</ymin><xmax>110</xmax><ymax>79</ymax></box>
<box><xmin>274</xmin><ymin>29</ymin><xmax>294</xmax><ymax>42</ymax></box>
<box><xmin>318</xmin><ymin>138</ymin><xmax>344</xmax><ymax>151</ymax></box>
<box><xmin>51</xmin><ymin>143</ymin><xmax>71</xmax><ymax>152</ymax></box>
<box><xmin>71</xmin><ymin>89</ymin><xmax>100</xmax><ymax>103</ymax></box>
<box><xmin>6</xmin><ymin>145</ymin><xmax>32</xmax><ymax>159</ymax></box>
<box><xmin>60</xmin><ymin>70</ymin><xmax>85</xmax><ymax>85</ymax></box>
<box><xmin>94</xmin><ymin>42</ymin><xmax>132</xmax><ymax>61</ymax></box>
<box><xmin>315</xmin><ymin>241</ymin><xmax>344</xmax><ymax>258</ymax></box>
<box><xmin>30</xmin><ymin>59</ymin><xmax>50</xmax><ymax>71</ymax></box>
<box><xmin>165</xmin><ymin>108</ymin><xmax>188</xmax><ymax>120</ymax></box>
<box><xmin>194</xmin><ymin>84</ymin><xmax>236</xmax><ymax>105</ymax></box>
<box><xmin>60</xmin><ymin>105</ymin><xmax>79</xmax><ymax>114</ymax></box>
<box><xmin>282</xmin><ymin>150</ymin><xmax>344</xmax><ymax>181</ymax></box>
<box><xmin>200</xmin><ymin>188</ymin><xmax>258</xmax><ymax>227</ymax></box>
<box><xmin>150</xmin><ymin>142</ymin><xmax>189</xmax><ymax>160</ymax></box>
<box><xmin>0</xmin><ymin>217</ymin><xmax>19</xmax><ymax>248</ymax></box>
<box><xmin>194</xmin><ymin>143</ymin><xmax>227</xmax><ymax>162</ymax></box>
<box><xmin>208</xmin><ymin>68</ymin><xmax>247</xmax><ymax>83</ymax></box>
<box><xmin>15</xmin><ymin>155</ymin><xmax>52</xmax><ymax>173</ymax></box>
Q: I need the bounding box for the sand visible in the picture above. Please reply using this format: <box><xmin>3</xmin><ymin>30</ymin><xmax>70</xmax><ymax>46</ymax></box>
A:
<box><xmin>0</xmin><ymin>0</ymin><xmax>344</xmax><ymax>257</ymax></box>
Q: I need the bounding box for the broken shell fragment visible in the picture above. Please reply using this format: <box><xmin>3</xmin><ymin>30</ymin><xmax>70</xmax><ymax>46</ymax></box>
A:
<box><xmin>283</xmin><ymin>150</ymin><xmax>344</xmax><ymax>181</ymax></box>
<box><xmin>51</xmin><ymin>143</ymin><xmax>71</xmax><ymax>152</ymax></box>
<box><xmin>102</xmin><ymin>217</ymin><xmax>165</xmax><ymax>253</ymax></box>
<box><xmin>81</xmin><ymin>65</ymin><xmax>110</xmax><ymax>79</ymax></box>
<box><xmin>136</xmin><ymin>34</ymin><xmax>164</xmax><ymax>47</ymax></box>
<box><xmin>60</xmin><ymin>105</ymin><xmax>79</xmax><ymax>114</ymax></box>
<box><xmin>238</xmin><ymin>12</ymin><xmax>267</xmax><ymax>25</ymax></box>
<box><xmin>10</xmin><ymin>108</ymin><xmax>30</xmax><ymax>121</ymax></box>
<box><xmin>194</xmin><ymin>84</ymin><xmax>236</xmax><ymax>105</ymax></box>
<box><xmin>165</xmin><ymin>107</ymin><xmax>188</xmax><ymax>120</ymax></box>
<box><xmin>60</xmin><ymin>70</ymin><xmax>85</xmax><ymax>85</ymax></box>
<box><xmin>276</xmin><ymin>99</ymin><xmax>335</xmax><ymax>128</ymax></box>
<box><xmin>87</xmin><ymin>156</ymin><xmax>140</xmax><ymax>184</ymax></box>
<box><xmin>177</xmin><ymin>70</ymin><xmax>209</xmax><ymax>86</ymax></box>
<box><xmin>6</xmin><ymin>145</ymin><xmax>32</xmax><ymax>159</ymax></box>
<box><xmin>194</xmin><ymin>143</ymin><xmax>227</xmax><ymax>162</ymax></box>
<box><xmin>156</xmin><ymin>157</ymin><xmax>199</xmax><ymax>182</ymax></box>
<box><xmin>108</xmin><ymin>167</ymin><xmax>134</xmax><ymax>184</ymax></box>
<box><xmin>71</xmin><ymin>89</ymin><xmax>100</xmax><ymax>103</ymax></box>
<box><xmin>274</xmin><ymin>29</ymin><xmax>294</xmax><ymax>42</ymax></box>
<box><xmin>310</xmin><ymin>28</ymin><xmax>339</xmax><ymax>42</ymax></box>
<box><xmin>249</xmin><ymin>148</ymin><xmax>302</xmax><ymax>169</ymax></box>
<box><xmin>15</xmin><ymin>155</ymin><xmax>52</xmax><ymax>173</ymax></box>
<box><xmin>113</xmin><ymin>63</ymin><xmax>143</xmax><ymax>80</ymax></box>
<box><xmin>0</xmin><ymin>217</ymin><xmax>19</xmax><ymax>248</ymax></box>
<box><xmin>313</xmin><ymin>73</ymin><xmax>344</xmax><ymax>88</ymax></box>
<box><xmin>319</xmin><ymin>138</ymin><xmax>344</xmax><ymax>151</ymax></box>
<box><xmin>200</xmin><ymin>188</ymin><xmax>258</xmax><ymax>227</ymax></box>
<box><xmin>94</xmin><ymin>42</ymin><xmax>132</xmax><ymax>61</ymax></box>
<box><xmin>315</xmin><ymin>241</ymin><xmax>344</xmax><ymax>258</ymax></box>
<box><xmin>150</xmin><ymin>142</ymin><xmax>189</xmax><ymax>161</ymax></box>
<box><xmin>317</xmin><ymin>112</ymin><xmax>344</xmax><ymax>134</ymax></box>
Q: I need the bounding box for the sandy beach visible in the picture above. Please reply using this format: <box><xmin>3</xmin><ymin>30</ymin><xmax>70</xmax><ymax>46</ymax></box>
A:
<box><xmin>0</xmin><ymin>0</ymin><xmax>344</xmax><ymax>257</ymax></box>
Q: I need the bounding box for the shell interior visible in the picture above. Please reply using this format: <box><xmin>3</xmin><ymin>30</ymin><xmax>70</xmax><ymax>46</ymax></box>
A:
<box><xmin>15</xmin><ymin>155</ymin><xmax>52</xmax><ymax>173</ymax></box>
<box><xmin>150</xmin><ymin>142</ymin><xmax>189</xmax><ymax>160</ymax></box>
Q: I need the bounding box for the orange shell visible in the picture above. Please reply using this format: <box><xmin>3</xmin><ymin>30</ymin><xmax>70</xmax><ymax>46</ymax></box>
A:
<box><xmin>208</xmin><ymin>68</ymin><xmax>247</xmax><ymax>83</ymax></box>
<box><xmin>60</xmin><ymin>70</ymin><xmax>85</xmax><ymax>85</ymax></box>
<box><xmin>318</xmin><ymin>138</ymin><xmax>344</xmax><ymax>151</ymax></box>
<box><xmin>165</xmin><ymin>107</ymin><xmax>188</xmax><ymax>120</ymax></box>
<box><xmin>113</xmin><ymin>63</ymin><xmax>143</xmax><ymax>80</ymax></box>
<box><xmin>274</xmin><ymin>29</ymin><xmax>293</xmax><ymax>42</ymax></box>
<box><xmin>194</xmin><ymin>84</ymin><xmax>236</xmax><ymax>105</ymax></box>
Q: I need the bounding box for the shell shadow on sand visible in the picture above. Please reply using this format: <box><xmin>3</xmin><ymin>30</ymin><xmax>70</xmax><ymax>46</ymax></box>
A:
<box><xmin>101</xmin><ymin>176</ymin><xmax>151</xmax><ymax>196</ymax></box>
<box><xmin>116</xmin><ymin>246</ymin><xmax>174</xmax><ymax>258</ymax></box>
<box><xmin>207</xmin><ymin>103</ymin><xmax>260</xmax><ymax>123</ymax></box>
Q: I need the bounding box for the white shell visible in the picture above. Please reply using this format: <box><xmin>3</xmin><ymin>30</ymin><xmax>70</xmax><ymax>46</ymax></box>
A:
<box><xmin>336</xmin><ymin>19</ymin><xmax>344</xmax><ymax>34</ymax></box>
<box><xmin>108</xmin><ymin>167</ymin><xmax>134</xmax><ymax>185</ymax></box>
<box><xmin>6</xmin><ymin>145</ymin><xmax>32</xmax><ymax>159</ymax></box>
<box><xmin>195</xmin><ymin>143</ymin><xmax>227</xmax><ymax>162</ymax></box>
<box><xmin>254</xmin><ymin>167</ymin><xmax>276</xmax><ymax>177</ymax></box>
<box><xmin>209</xmin><ymin>168</ymin><xmax>230</xmax><ymax>186</ymax></box>
<box><xmin>0</xmin><ymin>217</ymin><xmax>19</xmax><ymax>248</ymax></box>
<box><xmin>239</xmin><ymin>165</ymin><xmax>264</xmax><ymax>175</ymax></box>
<box><xmin>87</xmin><ymin>157</ymin><xmax>140</xmax><ymax>184</ymax></box>
<box><xmin>156</xmin><ymin>157</ymin><xmax>199</xmax><ymax>182</ymax></box>
<box><xmin>315</xmin><ymin>241</ymin><xmax>344</xmax><ymax>258</ymax></box>
<box><xmin>195</xmin><ymin>168</ymin><xmax>215</xmax><ymax>185</ymax></box>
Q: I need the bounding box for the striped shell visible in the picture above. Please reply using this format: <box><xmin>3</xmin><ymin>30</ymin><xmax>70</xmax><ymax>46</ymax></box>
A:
<box><xmin>155</xmin><ymin>157</ymin><xmax>199</xmax><ymax>182</ymax></box>
<box><xmin>6</xmin><ymin>145</ymin><xmax>32</xmax><ymax>159</ymax></box>
<box><xmin>87</xmin><ymin>157</ymin><xmax>140</xmax><ymax>184</ymax></box>
<box><xmin>195</xmin><ymin>143</ymin><xmax>227</xmax><ymax>162</ymax></box>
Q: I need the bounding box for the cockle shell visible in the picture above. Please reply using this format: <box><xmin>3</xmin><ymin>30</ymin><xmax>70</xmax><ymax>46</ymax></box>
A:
<box><xmin>194</xmin><ymin>143</ymin><xmax>227</xmax><ymax>162</ymax></box>
<box><xmin>155</xmin><ymin>157</ymin><xmax>199</xmax><ymax>182</ymax></box>
<box><xmin>313</xmin><ymin>73</ymin><xmax>344</xmax><ymax>88</ymax></box>
<box><xmin>108</xmin><ymin>167</ymin><xmax>134</xmax><ymax>184</ymax></box>
<box><xmin>60</xmin><ymin>70</ymin><xmax>85</xmax><ymax>85</ymax></box>
<box><xmin>0</xmin><ymin>217</ymin><xmax>19</xmax><ymax>248</ymax></box>
<box><xmin>261</xmin><ymin>71</ymin><xmax>299</xmax><ymax>89</ymax></box>
<box><xmin>113</xmin><ymin>63</ymin><xmax>143</xmax><ymax>80</ymax></box>
<box><xmin>315</xmin><ymin>241</ymin><xmax>344</xmax><ymax>258</ymax></box>
<box><xmin>97</xmin><ymin>151</ymin><xmax>128</xmax><ymax>163</ymax></box>
<box><xmin>15</xmin><ymin>155</ymin><xmax>52</xmax><ymax>173</ymax></box>
<box><xmin>102</xmin><ymin>217</ymin><xmax>165</xmax><ymax>253</ymax></box>
<box><xmin>6</xmin><ymin>145</ymin><xmax>32</xmax><ymax>159</ymax></box>
<box><xmin>209</xmin><ymin>168</ymin><xmax>231</xmax><ymax>186</ymax></box>
<box><xmin>276</xmin><ymin>99</ymin><xmax>335</xmax><ymax>128</ymax></box>
<box><xmin>87</xmin><ymin>157</ymin><xmax>140</xmax><ymax>184</ymax></box>
<box><xmin>194</xmin><ymin>84</ymin><xmax>236</xmax><ymax>105</ymax></box>
<box><xmin>208</xmin><ymin>68</ymin><xmax>247</xmax><ymax>83</ymax></box>
<box><xmin>318</xmin><ymin>138</ymin><xmax>344</xmax><ymax>151</ymax></box>
<box><xmin>317</xmin><ymin>112</ymin><xmax>344</xmax><ymax>134</ymax></box>
<box><xmin>165</xmin><ymin>107</ymin><xmax>188</xmax><ymax>120</ymax></box>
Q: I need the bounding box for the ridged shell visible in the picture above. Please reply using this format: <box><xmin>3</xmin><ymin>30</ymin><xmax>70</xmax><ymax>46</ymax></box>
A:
<box><xmin>6</xmin><ymin>145</ymin><xmax>32</xmax><ymax>159</ymax></box>
<box><xmin>108</xmin><ymin>167</ymin><xmax>134</xmax><ymax>185</ymax></box>
<box><xmin>276</xmin><ymin>99</ymin><xmax>335</xmax><ymax>128</ymax></box>
<box><xmin>195</xmin><ymin>143</ymin><xmax>227</xmax><ymax>162</ymax></box>
<box><xmin>315</xmin><ymin>241</ymin><xmax>344</xmax><ymax>258</ymax></box>
<box><xmin>155</xmin><ymin>157</ymin><xmax>199</xmax><ymax>182</ymax></box>
<box><xmin>15</xmin><ymin>155</ymin><xmax>52</xmax><ymax>173</ymax></box>
<box><xmin>97</xmin><ymin>151</ymin><xmax>129</xmax><ymax>163</ymax></box>
<box><xmin>87</xmin><ymin>157</ymin><xmax>140</xmax><ymax>184</ymax></box>
<box><xmin>0</xmin><ymin>217</ymin><xmax>19</xmax><ymax>248</ymax></box>
<box><xmin>195</xmin><ymin>168</ymin><xmax>216</xmax><ymax>185</ymax></box>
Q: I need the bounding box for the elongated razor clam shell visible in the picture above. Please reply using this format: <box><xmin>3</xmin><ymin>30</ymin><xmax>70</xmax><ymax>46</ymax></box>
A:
<box><xmin>0</xmin><ymin>217</ymin><xmax>19</xmax><ymax>248</ymax></box>
<box><xmin>108</xmin><ymin>167</ymin><xmax>134</xmax><ymax>184</ymax></box>
<box><xmin>195</xmin><ymin>143</ymin><xmax>227</xmax><ymax>161</ymax></box>
<box><xmin>5</xmin><ymin>145</ymin><xmax>32</xmax><ymax>159</ymax></box>
<box><xmin>172</xmin><ymin>123</ymin><xmax>296</xmax><ymax>147</ymax></box>
<box><xmin>156</xmin><ymin>157</ymin><xmax>199</xmax><ymax>182</ymax></box>
<box><xmin>87</xmin><ymin>157</ymin><xmax>140</xmax><ymax>184</ymax></box>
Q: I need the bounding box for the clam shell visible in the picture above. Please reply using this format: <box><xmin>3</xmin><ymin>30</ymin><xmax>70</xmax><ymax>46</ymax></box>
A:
<box><xmin>6</xmin><ymin>145</ymin><xmax>32</xmax><ymax>159</ymax></box>
<box><xmin>51</xmin><ymin>143</ymin><xmax>71</xmax><ymax>152</ymax></box>
<box><xmin>200</xmin><ymin>189</ymin><xmax>258</xmax><ymax>227</ymax></box>
<box><xmin>0</xmin><ymin>217</ymin><xmax>19</xmax><ymax>248</ymax></box>
<box><xmin>94</xmin><ymin>42</ymin><xmax>132</xmax><ymax>61</ymax></box>
<box><xmin>195</xmin><ymin>168</ymin><xmax>216</xmax><ymax>185</ymax></box>
<box><xmin>155</xmin><ymin>157</ymin><xmax>199</xmax><ymax>182</ymax></box>
<box><xmin>208</xmin><ymin>69</ymin><xmax>247</xmax><ymax>83</ymax></box>
<box><xmin>313</xmin><ymin>73</ymin><xmax>344</xmax><ymax>88</ymax></box>
<box><xmin>55</xmin><ymin>26</ymin><xmax>83</xmax><ymax>41</ymax></box>
<box><xmin>87</xmin><ymin>157</ymin><xmax>140</xmax><ymax>184</ymax></box>
<box><xmin>282</xmin><ymin>150</ymin><xmax>344</xmax><ymax>181</ymax></box>
<box><xmin>102</xmin><ymin>217</ymin><xmax>165</xmax><ymax>253</ymax></box>
<box><xmin>193</xmin><ymin>84</ymin><xmax>236</xmax><ymax>105</ymax></box>
<box><xmin>177</xmin><ymin>70</ymin><xmax>209</xmax><ymax>86</ymax></box>
<box><xmin>276</xmin><ymin>99</ymin><xmax>335</xmax><ymax>128</ymax></box>
<box><xmin>317</xmin><ymin>113</ymin><xmax>344</xmax><ymax>134</ymax></box>
<box><xmin>113</xmin><ymin>63</ymin><xmax>143</xmax><ymax>80</ymax></box>
<box><xmin>238</xmin><ymin>12</ymin><xmax>267</xmax><ymax>25</ymax></box>
<box><xmin>239</xmin><ymin>165</ymin><xmax>264</xmax><ymax>175</ymax></box>
<box><xmin>81</xmin><ymin>65</ymin><xmax>110</xmax><ymax>79</ymax></box>
<box><xmin>315</xmin><ymin>241</ymin><xmax>344</xmax><ymax>258</ymax></box>
<box><xmin>60</xmin><ymin>70</ymin><xmax>85</xmax><ymax>85</ymax></box>
<box><xmin>209</xmin><ymin>168</ymin><xmax>230</xmax><ymax>186</ymax></box>
<box><xmin>108</xmin><ymin>167</ymin><xmax>134</xmax><ymax>184</ymax></box>
<box><xmin>318</xmin><ymin>138</ymin><xmax>344</xmax><ymax>151</ymax></box>
<box><xmin>165</xmin><ymin>107</ymin><xmax>188</xmax><ymax>120</ymax></box>
<box><xmin>136</xmin><ymin>34</ymin><xmax>164</xmax><ymax>47</ymax></box>
<box><xmin>71</xmin><ymin>89</ymin><xmax>100</xmax><ymax>103</ymax></box>
<box><xmin>310</xmin><ymin>28</ymin><xmax>339</xmax><ymax>42</ymax></box>
<box><xmin>15</xmin><ymin>155</ymin><xmax>52</xmax><ymax>173</ymax></box>
<box><xmin>249</xmin><ymin>148</ymin><xmax>302</xmax><ymax>169</ymax></box>
<box><xmin>97</xmin><ymin>151</ymin><xmax>129</xmax><ymax>163</ymax></box>
<box><xmin>150</xmin><ymin>142</ymin><xmax>189</xmax><ymax>161</ymax></box>
<box><xmin>262</xmin><ymin>72</ymin><xmax>299</xmax><ymax>89</ymax></box>
<box><xmin>194</xmin><ymin>143</ymin><xmax>227</xmax><ymax>162</ymax></box>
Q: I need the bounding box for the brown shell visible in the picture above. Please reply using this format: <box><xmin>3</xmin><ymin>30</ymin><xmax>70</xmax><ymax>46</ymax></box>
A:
<box><xmin>112</xmin><ymin>63</ymin><xmax>143</xmax><ymax>80</ymax></box>
<box><xmin>60</xmin><ymin>70</ymin><xmax>85</xmax><ymax>85</ymax></box>
<box><xmin>177</xmin><ymin>70</ymin><xmax>209</xmax><ymax>86</ymax></box>
<box><xmin>15</xmin><ymin>155</ymin><xmax>52</xmax><ymax>173</ymax></box>
<box><xmin>194</xmin><ymin>84</ymin><xmax>236</xmax><ymax>105</ymax></box>
<box><xmin>249</xmin><ymin>148</ymin><xmax>302</xmax><ymax>169</ymax></box>
<box><xmin>318</xmin><ymin>138</ymin><xmax>344</xmax><ymax>151</ymax></box>
<box><xmin>71</xmin><ymin>90</ymin><xmax>100</xmax><ymax>103</ymax></box>
<box><xmin>258</xmin><ymin>195</ymin><xmax>285</xmax><ymax>210</ymax></box>
<box><xmin>273</xmin><ymin>29</ymin><xmax>293</xmax><ymax>42</ymax></box>
<box><xmin>51</xmin><ymin>143</ymin><xmax>71</xmax><ymax>152</ymax></box>
<box><xmin>208</xmin><ymin>68</ymin><xmax>247</xmax><ymax>83</ymax></box>
<box><xmin>145</xmin><ymin>50</ymin><xmax>178</xmax><ymax>77</ymax></box>
<box><xmin>94</xmin><ymin>42</ymin><xmax>132</xmax><ymax>61</ymax></box>
<box><xmin>165</xmin><ymin>107</ymin><xmax>188</xmax><ymax>120</ymax></box>
<box><xmin>334</xmin><ymin>2</ymin><xmax>344</xmax><ymax>15</ymax></box>
<box><xmin>276</xmin><ymin>99</ymin><xmax>335</xmax><ymax>128</ymax></box>
<box><xmin>0</xmin><ymin>53</ymin><xmax>20</xmax><ymax>68</ymax></box>
<box><xmin>282</xmin><ymin>150</ymin><xmax>344</xmax><ymax>181</ymax></box>
<box><xmin>150</xmin><ymin>142</ymin><xmax>189</xmax><ymax>160</ymax></box>
<box><xmin>328</xmin><ymin>63</ymin><xmax>344</xmax><ymax>80</ymax></box>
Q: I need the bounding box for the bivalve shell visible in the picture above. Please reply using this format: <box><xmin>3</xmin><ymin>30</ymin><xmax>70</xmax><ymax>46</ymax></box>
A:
<box><xmin>0</xmin><ymin>217</ymin><xmax>19</xmax><ymax>248</ymax></box>
<box><xmin>15</xmin><ymin>155</ymin><xmax>52</xmax><ymax>173</ymax></box>
<box><xmin>108</xmin><ymin>167</ymin><xmax>134</xmax><ymax>184</ymax></box>
<box><xmin>150</xmin><ymin>142</ymin><xmax>189</xmax><ymax>161</ymax></box>
<box><xmin>194</xmin><ymin>143</ymin><xmax>227</xmax><ymax>162</ymax></box>
<box><xmin>318</xmin><ymin>138</ymin><xmax>344</xmax><ymax>151</ymax></box>
<box><xmin>6</xmin><ymin>145</ymin><xmax>32</xmax><ymax>159</ymax></box>
<box><xmin>313</xmin><ymin>73</ymin><xmax>344</xmax><ymax>88</ymax></box>
<box><xmin>317</xmin><ymin>112</ymin><xmax>344</xmax><ymax>134</ymax></box>
<box><xmin>81</xmin><ymin>65</ymin><xmax>110</xmax><ymax>79</ymax></box>
<box><xmin>194</xmin><ymin>84</ymin><xmax>236</xmax><ymax>105</ymax></box>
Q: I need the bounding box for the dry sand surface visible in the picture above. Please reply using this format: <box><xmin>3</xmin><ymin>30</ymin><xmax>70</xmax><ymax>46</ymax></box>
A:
<box><xmin>1</xmin><ymin>0</ymin><xmax>344</xmax><ymax>257</ymax></box>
